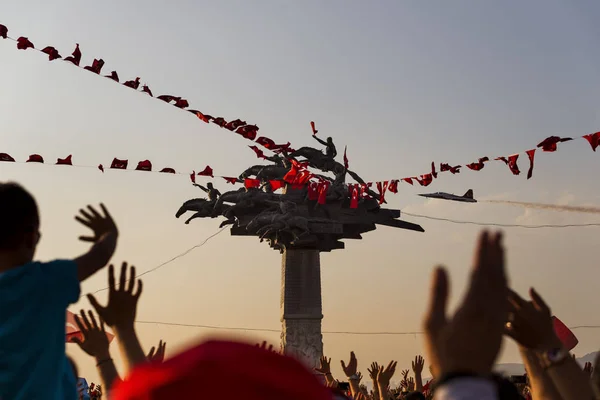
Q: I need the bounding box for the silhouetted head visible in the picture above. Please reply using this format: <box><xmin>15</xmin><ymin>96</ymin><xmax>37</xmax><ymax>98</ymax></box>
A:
<box><xmin>207</xmin><ymin>182</ymin><xmax>214</xmax><ymax>189</ymax></box>
<box><xmin>327</xmin><ymin>137</ymin><xmax>333</xmax><ymax>144</ymax></box>
<box><xmin>0</xmin><ymin>183</ymin><xmax>40</xmax><ymax>264</ymax></box>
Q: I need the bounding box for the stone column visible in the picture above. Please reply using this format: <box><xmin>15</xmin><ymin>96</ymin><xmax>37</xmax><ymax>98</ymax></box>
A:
<box><xmin>280</xmin><ymin>248</ymin><xmax>324</xmax><ymax>370</ymax></box>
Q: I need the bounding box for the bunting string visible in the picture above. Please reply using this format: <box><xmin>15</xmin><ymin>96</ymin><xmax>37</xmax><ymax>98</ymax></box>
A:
<box><xmin>0</xmin><ymin>23</ymin><xmax>297</xmax><ymax>155</ymax></box>
<box><xmin>2</xmin><ymin>23</ymin><xmax>599</xmax><ymax>202</ymax></box>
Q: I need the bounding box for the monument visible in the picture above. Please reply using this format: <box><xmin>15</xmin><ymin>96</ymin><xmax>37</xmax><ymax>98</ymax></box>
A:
<box><xmin>176</xmin><ymin>134</ymin><xmax>424</xmax><ymax>369</ymax></box>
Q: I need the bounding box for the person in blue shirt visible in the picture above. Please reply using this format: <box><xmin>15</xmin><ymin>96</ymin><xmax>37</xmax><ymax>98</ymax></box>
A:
<box><xmin>0</xmin><ymin>182</ymin><xmax>119</xmax><ymax>400</ymax></box>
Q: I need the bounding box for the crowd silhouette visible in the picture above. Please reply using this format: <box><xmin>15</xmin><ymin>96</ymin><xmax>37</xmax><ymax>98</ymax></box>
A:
<box><xmin>0</xmin><ymin>181</ymin><xmax>597</xmax><ymax>399</ymax></box>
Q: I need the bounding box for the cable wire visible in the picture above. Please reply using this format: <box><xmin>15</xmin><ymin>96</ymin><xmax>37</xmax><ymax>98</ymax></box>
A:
<box><xmin>90</xmin><ymin>227</ymin><xmax>227</xmax><ymax>295</ymax></box>
<box><xmin>133</xmin><ymin>320</ymin><xmax>600</xmax><ymax>335</ymax></box>
<box><xmin>402</xmin><ymin>212</ymin><xmax>600</xmax><ymax>229</ymax></box>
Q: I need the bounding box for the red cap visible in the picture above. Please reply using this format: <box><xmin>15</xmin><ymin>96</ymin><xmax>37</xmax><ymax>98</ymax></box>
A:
<box><xmin>112</xmin><ymin>340</ymin><xmax>332</xmax><ymax>400</ymax></box>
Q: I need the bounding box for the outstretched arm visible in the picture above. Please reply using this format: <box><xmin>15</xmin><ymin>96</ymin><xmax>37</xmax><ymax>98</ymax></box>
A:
<box><xmin>193</xmin><ymin>184</ymin><xmax>208</xmax><ymax>193</ymax></box>
<box><xmin>74</xmin><ymin>204</ymin><xmax>118</xmax><ymax>282</ymax></box>
<box><xmin>312</xmin><ymin>135</ymin><xmax>327</xmax><ymax>146</ymax></box>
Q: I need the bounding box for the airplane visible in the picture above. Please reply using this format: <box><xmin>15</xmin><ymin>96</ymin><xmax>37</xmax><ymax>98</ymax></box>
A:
<box><xmin>418</xmin><ymin>189</ymin><xmax>477</xmax><ymax>203</ymax></box>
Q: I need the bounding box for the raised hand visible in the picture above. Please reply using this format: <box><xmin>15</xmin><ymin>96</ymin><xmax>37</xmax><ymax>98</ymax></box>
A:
<box><xmin>368</xmin><ymin>362</ymin><xmax>380</xmax><ymax>381</ymax></box>
<box><xmin>147</xmin><ymin>340</ymin><xmax>166</xmax><ymax>363</ymax></box>
<box><xmin>377</xmin><ymin>361</ymin><xmax>398</xmax><ymax>389</ymax></box>
<box><xmin>75</xmin><ymin>204</ymin><xmax>118</xmax><ymax>243</ymax></box>
<box><xmin>72</xmin><ymin>310</ymin><xmax>110</xmax><ymax>359</ymax></box>
<box><xmin>341</xmin><ymin>351</ymin><xmax>358</xmax><ymax>377</ymax></box>
<box><xmin>355</xmin><ymin>372</ymin><xmax>363</xmax><ymax>384</ymax></box>
<box><xmin>256</xmin><ymin>341</ymin><xmax>277</xmax><ymax>354</ymax></box>
<box><xmin>423</xmin><ymin>231</ymin><xmax>507</xmax><ymax>377</ymax></box>
<box><xmin>401</xmin><ymin>369</ymin><xmax>410</xmax><ymax>381</ymax></box>
<box><xmin>315</xmin><ymin>355</ymin><xmax>332</xmax><ymax>375</ymax></box>
<box><xmin>504</xmin><ymin>288</ymin><xmax>559</xmax><ymax>351</ymax></box>
<box><xmin>87</xmin><ymin>262</ymin><xmax>142</xmax><ymax>329</ymax></box>
<box><xmin>407</xmin><ymin>377</ymin><xmax>415</xmax><ymax>391</ymax></box>
<box><xmin>412</xmin><ymin>356</ymin><xmax>424</xmax><ymax>374</ymax></box>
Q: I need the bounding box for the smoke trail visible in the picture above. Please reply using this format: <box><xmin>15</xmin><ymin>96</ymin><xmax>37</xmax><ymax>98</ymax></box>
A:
<box><xmin>484</xmin><ymin>200</ymin><xmax>600</xmax><ymax>214</ymax></box>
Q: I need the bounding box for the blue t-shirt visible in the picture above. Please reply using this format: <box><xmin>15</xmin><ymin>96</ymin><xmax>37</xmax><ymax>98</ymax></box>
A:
<box><xmin>0</xmin><ymin>260</ymin><xmax>80</xmax><ymax>400</ymax></box>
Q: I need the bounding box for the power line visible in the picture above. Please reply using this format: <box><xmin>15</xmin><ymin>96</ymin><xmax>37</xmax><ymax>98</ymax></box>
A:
<box><xmin>402</xmin><ymin>212</ymin><xmax>600</xmax><ymax>229</ymax></box>
<box><xmin>134</xmin><ymin>320</ymin><xmax>600</xmax><ymax>335</ymax></box>
<box><xmin>90</xmin><ymin>227</ymin><xmax>227</xmax><ymax>295</ymax></box>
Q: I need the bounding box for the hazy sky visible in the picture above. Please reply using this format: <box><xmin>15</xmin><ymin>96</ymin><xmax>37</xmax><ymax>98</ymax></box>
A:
<box><xmin>2</xmin><ymin>0</ymin><xmax>600</xmax><ymax>385</ymax></box>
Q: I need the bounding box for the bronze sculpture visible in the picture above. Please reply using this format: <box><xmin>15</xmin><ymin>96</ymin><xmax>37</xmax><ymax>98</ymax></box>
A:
<box><xmin>177</xmin><ymin>133</ymin><xmax>423</xmax><ymax>252</ymax></box>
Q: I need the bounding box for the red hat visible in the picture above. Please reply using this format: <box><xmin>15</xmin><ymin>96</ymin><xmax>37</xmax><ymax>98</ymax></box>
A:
<box><xmin>112</xmin><ymin>340</ymin><xmax>332</xmax><ymax>400</ymax></box>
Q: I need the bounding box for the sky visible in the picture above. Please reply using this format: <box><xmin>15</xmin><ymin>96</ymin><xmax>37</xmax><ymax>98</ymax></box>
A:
<box><xmin>2</xmin><ymin>0</ymin><xmax>600</xmax><ymax>386</ymax></box>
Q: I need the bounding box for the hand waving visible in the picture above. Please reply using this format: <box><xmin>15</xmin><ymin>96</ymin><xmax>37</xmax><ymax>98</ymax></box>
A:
<box><xmin>87</xmin><ymin>262</ymin><xmax>142</xmax><ymax>329</ymax></box>
<box><xmin>423</xmin><ymin>231</ymin><xmax>507</xmax><ymax>377</ymax></box>
<box><xmin>75</xmin><ymin>204</ymin><xmax>118</xmax><ymax>242</ymax></box>
<box><xmin>315</xmin><ymin>356</ymin><xmax>332</xmax><ymax>375</ymax></box>
<box><xmin>412</xmin><ymin>355</ymin><xmax>424</xmax><ymax>374</ymax></box>
<box><xmin>368</xmin><ymin>362</ymin><xmax>380</xmax><ymax>382</ymax></box>
<box><xmin>377</xmin><ymin>361</ymin><xmax>397</xmax><ymax>389</ymax></box>
<box><xmin>341</xmin><ymin>351</ymin><xmax>358</xmax><ymax>377</ymax></box>
<box><xmin>147</xmin><ymin>340</ymin><xmax>167</xmax><ymax>363</ymax></box>
<box><xmin>72</xmin><ymin>310</ymin><xmax>110</xmax><ymax>359</ymax></box>
<box><xmin>504</xmin><ymin>288</ymin><xmax>559</xmax><ymax>351</ymax></box>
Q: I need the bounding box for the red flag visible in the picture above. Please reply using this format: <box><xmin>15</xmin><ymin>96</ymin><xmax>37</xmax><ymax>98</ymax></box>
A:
<box><xmin>307</xmin><ymin>182</ymin><xmax>319</xmax><ymax>201</ymax></box>
<box><xmin>98</xmin><ymin>164</ymin><xmax>104</xmax><ymax>173</ymax></box>
<box><xmin>537</xmin><ymin>136</ymin><xmax>572</xmax><ymax>152</ymax></box>
<box><xmin>56</xmin><ymin>155</ymin><xmax>73</xmax><ymax>165</ymax></box>
<box><xmin>188</xmin><ymin>110</ymin><xmax>212</xmax><ymax>123</ymax></box>
<box><xmin>212</xmin><ymin>117</ymin><xmax>227</xmax><ymax>128</ymax></box>
<box><xmin>269</xmin><ymin>180</ymin><xmax>285</xmax><ymax>191</ymax></box>
<box><xmin>496</xmin><ymin>154</ymin><xmax>520</xmax><ymax>175</ymax></box>
<box><xmin>350</xmin><ymin>186</ymin><xmax>359</xmax><ymax>209</ymax></box>
<box><xmin>110</xmin><ymin>158</ymin><xmax>128</xmax><ymax>169</ymax></box>
<box><xmin>16</xmin><ymin>37</ymin><xmax>34</xmax><ymax>50</ymax></box>
<box><xmin>64</xmin><ymin>44</ymin><xmax>81</xmax><ymax>65</ymax></box>
<box><xmin>583</xmin><ymin>132</ymin><xmax>600</xmax><ymax>152</ymax></box>
<box><xmin>244</xmin><ymin>178</ymin><xmax>261</xmax><ymax>189</ymax></box>
<box><xmin>402</xmin><ymin>178</ymin><xmax>414</xmax><ymax>185</ymax></box>
<box><xmin>190</xmin><ymin>171</ymin><xmax>196</xmax><ymax>183</ymax></box>
<box><xmin>223</xmin><ymin>177</ymin><xmax>238</xmax><ymax>184</ymax></box>
<box><xmin>157</xmin><ymin>95</ymin><xmax>179</xmax><ymax>103</ymax></box>
<box><xmin>552</xmin><ymin>316</ymin><xmax>578</xmax><ymax>351</ymax></box>
<box><xmin>343</xmin><ymin>146</ymin><xmax>349</xmax><ymax>169</ymax></box>
<box><xmin>466</xmin><ymin>157</ymin><xmax>489</xmax><ymax>171</ymax></box>
<box><xmin>198</xmin><ymin>166</ymin><xmax>214</xmax><ymax>177</ymax></box>
<box><xmin>317</xmin><ymin>182</ymin><xmax>330</xmax><ymax>205</ymax></box>
<box><xmin>417</xmin><ymin>174</ymin><xmax>433</xmax><ymax>187</ymax></box>
<box><xmin>160</xmin><ymin>168</ymin><xmax>176</xmax><ymax>174</ymax></box>
<box><xmin>142</xmin><ymin>85</ymin><xmax>153</xmax><ymax>97</ymax></box>
<box><xmin>174</xmin><ymin>99</ymin><xmax>189</xmax><ymax>109</ymax></box>
<box><xmin>123</xmin><ymin>77</ymin><xmax>141</xmax><ymax>89</ymax></box>
<box><xmin>224</xmin><ymin>119</ymin><xmax>247</xmax><ymax>131</ymax></box>
<box><xmin>441</xmin><ymin>163</ymin><xmax>461</xmax><ymax>174</ymax></box>
<box><xmin>135</xmin><ymin>160</ymin><xmax>152</xmax><ymax>171</ymax></box>
<box><xmin>26</xmin><ymin>154</ymin><xmax>43</xmax><ymax>163</ymax></box>
<box><xmin>255</xmin><ymin>137</ymin><xmax>276</xmax><ymax>149</ymax></box>
<box><xmin>83</xmin><ymin>59</ymin><xmax>105</xmax><ymax>74</ymax></box>
<box><xmin>0</xmin><ymin>24</ymin><xmax>7</xmax><ymax>39</ymax></box>
<box><xmin>376</xmin><ymin>181</ymin><xmax>389</xmax><ymax>204</ymax></box>
<box><xmin>526</xmin><ymin>149</ymin><xmax>535</xmax><ymax>180</ymax></box>
<box><xmin>431</xmin><ymin>162</ymin><xmax>437</xmax><ymax>179</ymax></box>
<box><xmin>106</xmin><ymin>71</ymin><xmax>119</xmax><ymax>82</ymax></box>
<box><xmin>0</xmin><ymin>153</ymin><xmax>15</xmax><ymax>162</ymax></box>
<box><xmin>388</xmin><ymin>180</ymin><xmax>399</xmax><ymax>193</ymax></box>
<box><xmin>236</xmin><ymin>125</ymin><xmax>259</xmax><ymax>140</ymax></box>
<box><xmin>41</xmin><ymin>46</ymin><xmax>61</xmax><ymax>61</ymax></box>
<box><xmin>248</xmin><ymin>145</ymin><xmax>266</xmax><ymax>159</ymax></box>
<box><xmin>310</xmin><ymin>121</ymin><xmax>318</xmax><ymax>135</ymax></box>
<box><xmin>359</xmin><ymin>183</ymin><xmax>373</xmax><ymax>199</ymax></box>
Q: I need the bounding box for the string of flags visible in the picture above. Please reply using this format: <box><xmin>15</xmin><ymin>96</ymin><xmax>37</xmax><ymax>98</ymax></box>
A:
<box><xmin>0</xmin><ymin>23</ymin><xmax>296</xmax><ymax>155</ymax></box>
<box><xmin>1</xmin><ymin>22</ymin><xmax>599</xmax><ymax>207</ymax></box>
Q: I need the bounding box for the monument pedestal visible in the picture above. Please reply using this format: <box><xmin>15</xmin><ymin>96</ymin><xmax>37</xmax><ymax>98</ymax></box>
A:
<box><xmin>280</xmin><ymin>248</ymin><xmax>323</xmax><ymax>370</ymax></box>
